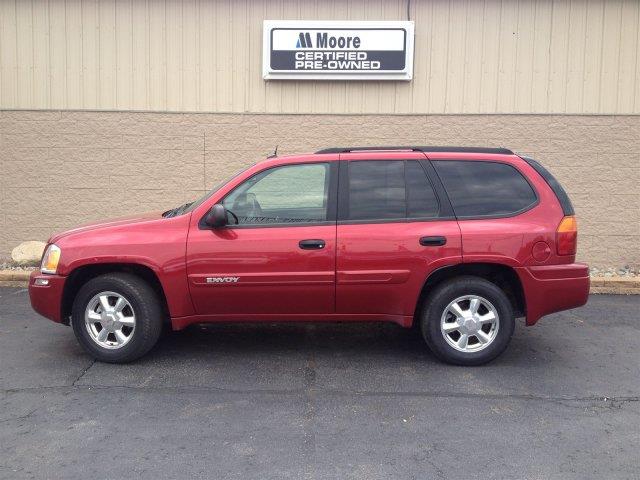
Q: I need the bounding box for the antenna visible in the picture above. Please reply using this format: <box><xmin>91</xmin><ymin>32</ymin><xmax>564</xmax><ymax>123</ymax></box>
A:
<box><xmin>267</xmin><ymin>145</ymin><xmax>278</xmax><ymax>158</ymax></box>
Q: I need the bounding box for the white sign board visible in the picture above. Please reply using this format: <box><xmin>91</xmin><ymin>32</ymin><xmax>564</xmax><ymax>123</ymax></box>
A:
<box><xmin>263</xmin><ymin>20</ymin><xmax>414</xmax><ymax>81</ymax></box>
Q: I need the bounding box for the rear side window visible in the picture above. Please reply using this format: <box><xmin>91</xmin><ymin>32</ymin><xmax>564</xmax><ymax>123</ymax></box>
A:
<box><xmin>347</xmin><ymin>161</ymin><xmax>405</xmax><ymax>220</ymax></box>
<box><xmin>345</xmin><ymin>160</ymin><xmax>439</xmax><ymax>221</ymax></box>
<box><xmin>405</xmin><ymin>161</ymin><xmax>439</xmax><ymax>218</ymax></box>
<box><xmin>433</xmin><ymin>161</ymin><xmax>537</xmax><ymax>218</ymax></box>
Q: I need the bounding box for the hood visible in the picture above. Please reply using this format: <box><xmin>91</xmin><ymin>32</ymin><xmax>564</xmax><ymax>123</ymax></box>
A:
<box><xmin>49</xmin><ymin>211</ymin><xmax>164</xmax><ymax>244</ymax></box>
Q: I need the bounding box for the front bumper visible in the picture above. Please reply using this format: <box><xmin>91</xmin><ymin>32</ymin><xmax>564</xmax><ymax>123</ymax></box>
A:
<box><xmin>29</xmin><ymin>271</ymin><xmax>66</xmax><ymax>324</ymax></box>
<box><xmin>517</xmin><ymin>263</ymin><xmax>590</xmax><ymax>325</ymax></box>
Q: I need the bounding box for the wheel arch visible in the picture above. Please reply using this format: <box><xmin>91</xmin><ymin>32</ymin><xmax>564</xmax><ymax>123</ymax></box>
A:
<box><xmin>415</xmin><ymin>263</ymin><xmax>526</xmax><ymax>324</ymax></box>
<box><xmin>61</xmin><ymin>263</ymin><xmax>170</xmax><ymax>325</ymax></box>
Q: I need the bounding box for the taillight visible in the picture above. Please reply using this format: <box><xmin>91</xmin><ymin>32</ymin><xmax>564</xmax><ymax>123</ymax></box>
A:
<box><xmin>556</xmin><ymin>216</ymin><xmax>577</xmax><ymax>255</ymax></box>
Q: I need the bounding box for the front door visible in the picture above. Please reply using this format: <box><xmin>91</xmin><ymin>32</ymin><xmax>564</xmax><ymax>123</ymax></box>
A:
<box><xmin>335</xmin><ymin>153</ymin><xmax>462</xmax><ymax>321</ymax></box>
<box><xmin>187</xmin><ymin>161</ymin><xmax>338</xmax><ymax>317</ymax></box>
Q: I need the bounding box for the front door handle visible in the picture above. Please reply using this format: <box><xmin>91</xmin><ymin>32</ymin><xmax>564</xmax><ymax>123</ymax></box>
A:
<box><xmin>419</xmin><ymin>236</ymin><xmax>447</xmax><ymax>247</ymax></box>
<box><xmin>299</xmin><ymin>239</ymin><xmax>325</xmax><ymax>250</ymax></box>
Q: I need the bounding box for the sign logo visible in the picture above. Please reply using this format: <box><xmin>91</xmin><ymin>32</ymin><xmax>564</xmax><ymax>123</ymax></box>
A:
<box><xmin>296</xmin><ymin>32</ymin><xmax>313</xmax><ymax>48</ymax></box>
<box><xmin>263</xmin><ymin>20</ymin><xmax>414</xmax><ymax>81</ymax></box>
<box><xmin>206</xmin><ymin>277</ymin><xmax>240</xmax><ymax>284</ymax></box>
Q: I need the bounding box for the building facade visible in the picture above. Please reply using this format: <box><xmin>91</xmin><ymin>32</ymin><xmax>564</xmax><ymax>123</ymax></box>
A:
<box><xmin>0</xmin><ymin>0</ymin><xmax>639</xmax><ymax>267</ymax></box>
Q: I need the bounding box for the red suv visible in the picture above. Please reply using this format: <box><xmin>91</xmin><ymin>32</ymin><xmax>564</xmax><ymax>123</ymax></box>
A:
<box><xmin>29</xmin><ymin>147</ymin><xmax>589</xmax><ymax>365</ymax></box>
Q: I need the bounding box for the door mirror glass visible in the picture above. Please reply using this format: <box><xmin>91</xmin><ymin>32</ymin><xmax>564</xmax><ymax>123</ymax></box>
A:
<box><xmin>205</xmin><ymin>204</ymin><xmax>228</xmax><ymax>228</ymax></box>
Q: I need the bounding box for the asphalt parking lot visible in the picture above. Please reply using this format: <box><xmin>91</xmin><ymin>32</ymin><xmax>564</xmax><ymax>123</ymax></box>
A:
<box><xmin>0</xmin><ymin>287</ymin><xmax>638</xmax><ymax>479</ymax></box>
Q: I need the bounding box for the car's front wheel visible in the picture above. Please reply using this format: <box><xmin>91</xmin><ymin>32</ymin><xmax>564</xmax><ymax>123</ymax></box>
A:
<box><xmin>71</xmin><ymin>273</ymin><xmax>164</xmax><ymax>363</ymax></box>
<box><xmin>420</xmin><ymin>276</ymin><xmax>515</xmax><ymax>366</ymax></box>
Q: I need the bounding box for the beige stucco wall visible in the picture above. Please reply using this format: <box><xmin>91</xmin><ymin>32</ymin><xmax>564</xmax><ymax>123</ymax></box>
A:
<box><xmin>0</xmin><ymin>1</ymin><xmax>637</xmax><ymax>269</ymax></box>
<box><xmin>0</xmin><ymin>110</ymin><xmax>638</xmax><ymax>267</ymax></box>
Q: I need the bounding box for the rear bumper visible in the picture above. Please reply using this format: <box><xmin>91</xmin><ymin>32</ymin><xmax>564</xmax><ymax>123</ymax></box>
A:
<box><xmin>28</xmin><ymin>271</ymin><xmax>66</xmax><ymax>324</ymax></box>
<box><xmin>516</xmin><ymin>263</ymin><xmax>590</xmax><ymax>326</ymax></box>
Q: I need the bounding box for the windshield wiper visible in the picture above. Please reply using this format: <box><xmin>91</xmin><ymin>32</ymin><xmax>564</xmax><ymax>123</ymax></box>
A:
<box><xmin>162</xmin><ymin>202</ymin><xmax>193</xmax><ymax>218</ymax></box>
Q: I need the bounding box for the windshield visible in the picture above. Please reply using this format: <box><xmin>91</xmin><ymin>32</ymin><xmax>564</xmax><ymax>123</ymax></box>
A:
<box><xmin>162</xmin><ymin>165</ymin><xmax>254</xmax><ymax>218</ymax></box>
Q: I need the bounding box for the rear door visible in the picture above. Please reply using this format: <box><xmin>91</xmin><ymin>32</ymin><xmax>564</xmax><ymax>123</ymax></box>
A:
<box><xmin>335</xmin><ymin>152</ymin><xmax>462</xmax><ymax>321</ymax></box>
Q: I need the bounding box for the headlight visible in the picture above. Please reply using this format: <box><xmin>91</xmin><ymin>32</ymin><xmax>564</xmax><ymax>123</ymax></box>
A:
<box><xmin>41</xmin><ymin>244</ymin><xmax>61</xmax><ymax>274</ymax></box>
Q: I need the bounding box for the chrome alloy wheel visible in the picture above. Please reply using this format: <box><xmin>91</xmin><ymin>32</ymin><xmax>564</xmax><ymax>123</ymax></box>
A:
<box><xmin>440</xmin><ymin>295</ymin><xmax>500</xmax><ymax>353</ymax></box>
<box><xmin>85</xmin><ymin>291</ymin><xmax>136</xmax><ymax>349</ymax></box>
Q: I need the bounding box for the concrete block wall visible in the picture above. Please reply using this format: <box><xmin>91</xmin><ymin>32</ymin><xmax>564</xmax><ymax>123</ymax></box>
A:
<box><xmin>0</xmin><ymin>110</ymin><xmax>638</xmax><ymax>268</ymax></box>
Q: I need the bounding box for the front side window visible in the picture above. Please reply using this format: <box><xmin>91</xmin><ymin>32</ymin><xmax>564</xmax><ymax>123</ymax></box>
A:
<box><xmin>433</xmin><ymin>160</ymin><xmax>537</xmax><ymax>217</ymax></box>
<box><xmin>223</xmin><ymin>163</ymin><xmax>330</xmax><ymax>225</ymax></box>
<box><xmin>345</xmin><ymin>160</ymin><xmax>440</xmax><ymax>221</ymax></box>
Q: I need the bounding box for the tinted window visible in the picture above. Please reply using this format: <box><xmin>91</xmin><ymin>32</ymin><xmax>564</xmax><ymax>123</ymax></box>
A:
<box><xmin>433</xmin><ymin>161</ymin><xmax>537</xmax><ymax>217</ymax></box>
<box><xmin>347</xmin><ymin>161</ymin><xmax>405</xmax><ymax>220</ymax></box>
<box><xmin>406</xmin><ymin>161</ymin><xmax>439</xmax><ymax>218</ymax></box>
<box><xmin>346</xmin><ymin>160</ymin><xmax>439</xmax><ymax>221</ymax></box>
<box><xmin>223</xmin><ymin>163</ymin><xmax>329</xmax><ymax>224</ymax></box>
<box><xmin>521</xmin><ymin>156</ymin><xmax>574</xmax><ymax>215</ymax></box>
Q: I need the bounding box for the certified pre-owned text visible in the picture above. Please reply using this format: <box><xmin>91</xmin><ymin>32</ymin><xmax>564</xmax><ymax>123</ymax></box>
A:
<box><xmin>294</xmin><ymin>51</ymin><xmax>380</xmax><ymax>70</ymax></box>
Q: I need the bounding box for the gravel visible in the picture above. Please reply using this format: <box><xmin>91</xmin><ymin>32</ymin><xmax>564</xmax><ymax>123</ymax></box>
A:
<box><xmin>0</xmin><ymin>262</ymin><xmax>38</xmax><ymax>271</ymax></box>
<box><xmin>590</xmin><ymin>266</ymin><xmax>638</xmax><ymax>277</ymax></box>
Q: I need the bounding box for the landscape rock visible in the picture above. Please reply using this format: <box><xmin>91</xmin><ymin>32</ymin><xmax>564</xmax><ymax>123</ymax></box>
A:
<box><xmin>11</xmin><ymin>241</ymin><xmax>46</xmax><ymax>265</ymax></box>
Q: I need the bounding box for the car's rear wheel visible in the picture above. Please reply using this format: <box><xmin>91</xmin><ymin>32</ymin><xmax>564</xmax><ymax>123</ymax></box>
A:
<box><xmin>420</xmin><ymin>276</ymin><xmax>515</xmax><ymax>366</ymax></box>
<box><xmin>71</xmin><ymin>273</ymin><xmax>163</xmax><ymax>363</ymax></box>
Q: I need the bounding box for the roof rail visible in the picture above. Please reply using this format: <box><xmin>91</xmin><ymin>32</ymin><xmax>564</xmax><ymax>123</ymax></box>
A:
<box><xmin>315</xmin><ymin>146</ymin><xmax>514</xmax><ymax>155</ymax></box>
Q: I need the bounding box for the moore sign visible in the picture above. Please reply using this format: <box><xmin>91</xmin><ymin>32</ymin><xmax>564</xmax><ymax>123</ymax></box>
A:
<box><xmin>263</xmin><ymin>20</ymin><xmax>415</xmax><ymax>81</ymax></box>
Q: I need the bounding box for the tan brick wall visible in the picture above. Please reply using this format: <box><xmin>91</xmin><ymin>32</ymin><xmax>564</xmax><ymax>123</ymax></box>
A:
<box><xmin>1</xmin><ymin>110</ymin><xmax>638</xmax><ymax>268</ymax></box>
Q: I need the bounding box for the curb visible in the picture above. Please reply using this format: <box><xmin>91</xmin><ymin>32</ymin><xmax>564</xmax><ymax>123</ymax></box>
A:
<box><xmin>0</xmin><ymin>269</ymin><xmax>639</xmax><ymax>294</ymax></box>
<box><xmin>589</xmin><ymin>277</ymin><xmax>640</xmax><ymax>295</ymax></box>
<box><xmin>0</xmin><ymin>270</ymin><xmax>32</xmax><ymax>288</ymax></box>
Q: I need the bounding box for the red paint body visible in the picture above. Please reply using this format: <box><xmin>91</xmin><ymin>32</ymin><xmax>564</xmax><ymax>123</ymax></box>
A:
<box><xmin>29</xmin><ymin>150</ymin><xmax>589</xmax><ymax>329</ymax></box>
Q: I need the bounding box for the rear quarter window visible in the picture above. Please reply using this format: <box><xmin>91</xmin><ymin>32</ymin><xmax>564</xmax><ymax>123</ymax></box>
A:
<box><xmin>433</xmin><ymin>160</ymin><xmax>537</xmax><ymax>218</ymax></box>
<box><xmin>520</xmin><ymin>156</ymin><xmax>574</xmax><ymax>216</ymax></box>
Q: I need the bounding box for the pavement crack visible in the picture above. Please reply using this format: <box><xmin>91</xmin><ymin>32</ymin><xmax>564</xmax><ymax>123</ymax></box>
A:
<box><xmin>1</xmin><ymin>382</ymin><xmax>639</xmax><ymax>411</ymax></box>
<box><xmin>0</xmin><ymin>408</ymin><xmax>38</xmax><ymax>424</ymax></box>
<box><xmin>552</xmin><ymin>395</ymin><xmax>640</xmax><ymax>412</ymax></box>
<box><xmin>71</xmin><ymin>359</ymin><xmax>96</xmax><ymax>386</ymax></box>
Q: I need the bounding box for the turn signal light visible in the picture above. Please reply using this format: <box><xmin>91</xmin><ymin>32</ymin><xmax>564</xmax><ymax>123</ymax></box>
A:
<box><xmin>556</xmin><ymin>216</ymin><xmax>577</xmax><ymax>256</ymax></box>
<box><xmin>41</xmin><ymin>244</ymin><xmax>61</xmax><ymax>274</ymax></box>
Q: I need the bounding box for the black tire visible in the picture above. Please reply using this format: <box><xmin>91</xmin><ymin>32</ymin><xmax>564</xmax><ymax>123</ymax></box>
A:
<box><xmin>420</xmin><ymin>276</ymin><xmax>515</xmax><ymax>366</ymax></box>
<box><xmin>71</xmin><ymin>273</ymin><xmax>164</xmax><ymax>363</ymax></box>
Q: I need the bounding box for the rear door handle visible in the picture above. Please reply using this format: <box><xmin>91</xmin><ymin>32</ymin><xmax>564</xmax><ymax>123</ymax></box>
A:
<box><xmin>419</xmin><ymin>236</ymin><xmax>447</xmax><ymax>247</ymax></box>
<box><xmin>299</xmin><ymin>239</ymin><xmax>325</xmax><ymax>250</ymax></box>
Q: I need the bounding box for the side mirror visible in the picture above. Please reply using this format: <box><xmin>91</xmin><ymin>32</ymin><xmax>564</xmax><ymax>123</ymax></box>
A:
<box><xmin>205</xmin><ymin>204</ymin><xmax>228</xmax><ymax>228</ymax></box>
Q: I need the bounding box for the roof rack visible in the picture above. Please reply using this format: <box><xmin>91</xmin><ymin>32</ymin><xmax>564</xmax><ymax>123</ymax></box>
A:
<box><xmin>315</xmin><ymin>146</ymin><xmax>514</xmax><ymax>155</ymax></box>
